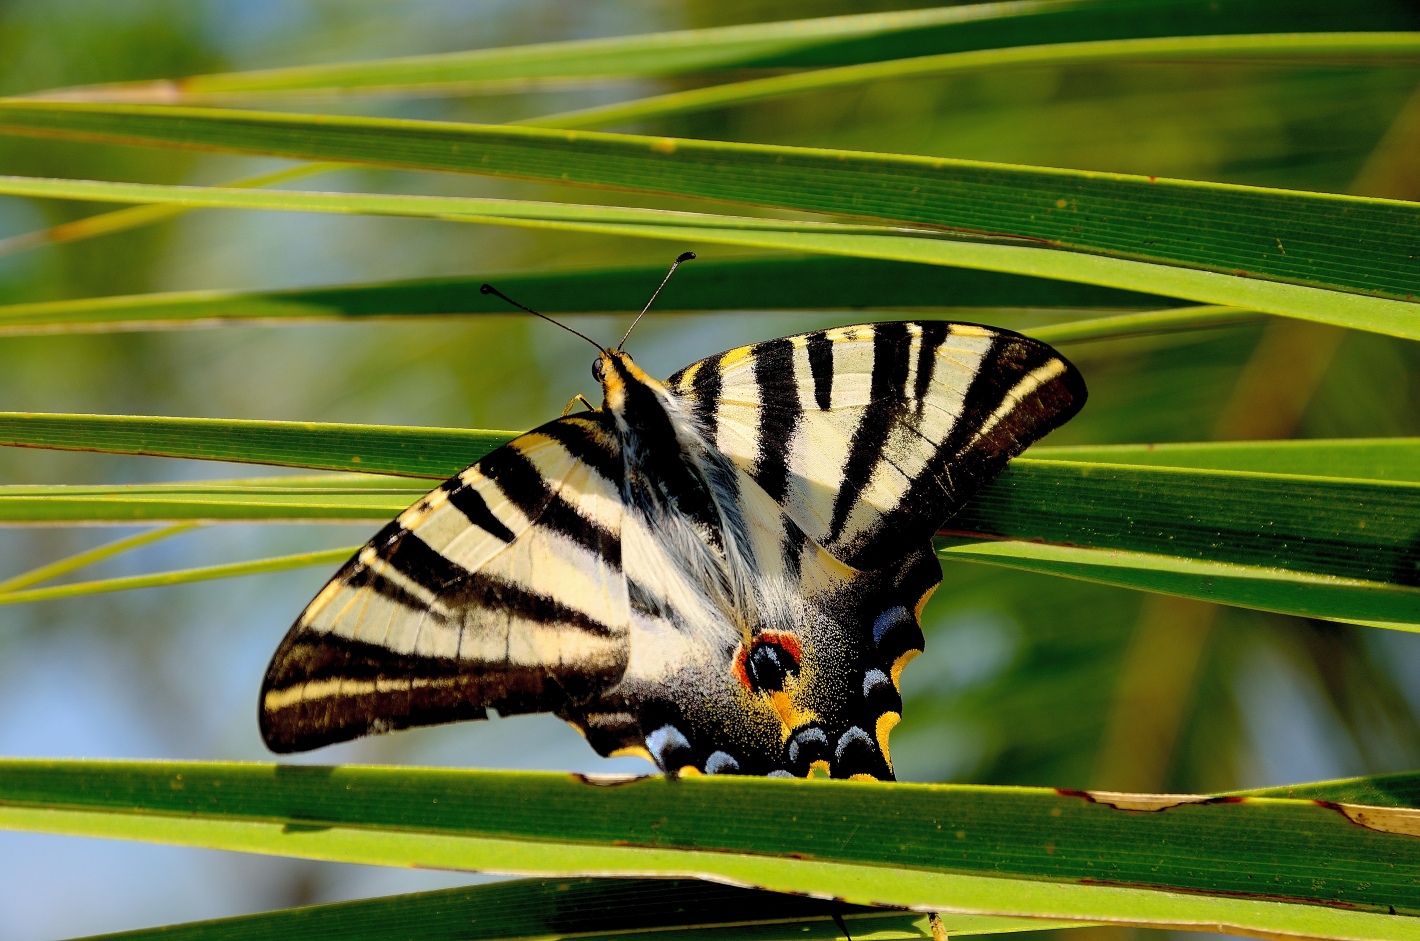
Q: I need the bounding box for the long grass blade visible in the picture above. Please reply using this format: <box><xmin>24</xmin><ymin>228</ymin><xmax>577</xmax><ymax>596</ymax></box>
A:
<box><xmin>0</xmin><ymin>175</ymin><xmax>1409</xmax><ymax>336</ymax></box>
<box><xmin>1</xmin><ymin>413</ymin><xmax>1410</xmax><ymax>483</ymax></box>
<box><xmin>0</xmin><ymin>458</ymin><xmax>1414</xmax><ymax>626</ymax></box>
<box><xmin>0</xmin><ymin>523</ymin><xmax>196</xmax><ymax>593</ymax></box>
<box><xmin>938</xmin><ymin>539</ymin><xmax>1420</xmax><ymax>630</ymax></box>
<box><xmin>37</xmin><ymin>1</ymin><xmax>1420</xmax><ymax>102</ymax></box>
<box><xmin>0</xmin><ymin>544</ymin><xmax>360</xmax><ymax>606</ymax></box>
<box><xmin>526</xmin><ymin>33</ymin><xmax>1420</xmax><ymax>130</ymax></box>
<box><xmin>56</xmin><ymin>877</ymin><xmax>1076</xmax><ymax>941</ymax></box>
<box><xmin>1032</xmin><ymin>438</ymin><xmax>1420</xmax><ymax>481</ymax></box>
<box><xmin>0</xmin><ymin>413</ymin><xmax>512</xmax><ymax>478</ymax></box>
<box><xmin>1</xmin><ymin>761</ymin><xmax>1416</xmax><ymax>940</ymax></box>
<box><xmin>0</xmin><ymin>478</ymin><xmax>420</xmax><ymax>523</ymax></box>
<box><xmin>0</xmin><ymin>162</ymin><xmax>344</xmax><ymax>259</ymax></box>
<box><xmin>1237</xmin><ymin>771</ymin><xmax>1420</xmax><ymax>808</ymax></box>
<box><xmin>0</xmin><ymin>257</ymin><xmax>1179</xmax><ymax>336</ymax></box>
<box><xmin>1027</xmin><ymin>305</ymin><xmax>1266</xmax><ymax>344</ymax></box>
<box><xmin>0</xmin><ymin>104</ymin><xmax>1414</xmax><ymax>307</ymax></box>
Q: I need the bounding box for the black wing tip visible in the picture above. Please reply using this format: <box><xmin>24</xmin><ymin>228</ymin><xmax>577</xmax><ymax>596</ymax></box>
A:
<box><xmin>987</xmin><ymin>325</ymin><xmax>1089</xmax><ymax>425</ymax></box>
<box><xmin>258</xmin><ymin>710</ymin><xmax>369</xmax><ymax>754</ymax></box>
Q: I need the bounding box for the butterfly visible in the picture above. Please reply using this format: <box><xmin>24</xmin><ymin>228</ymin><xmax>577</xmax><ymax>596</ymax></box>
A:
<box><xmin>259</xmin><ymin>254</ymin><xmax>1086</xmax><ymax>780</ymax></box>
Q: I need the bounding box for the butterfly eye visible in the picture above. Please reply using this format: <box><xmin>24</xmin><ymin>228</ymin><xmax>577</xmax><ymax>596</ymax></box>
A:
<box><xmin>745</xmin><ymin>640</ymin><xmax>798</xmax><ymax>692</ymax></box>
<box><xmin>591</xmin><ymin>357</ymin><xmax>605</xmax><ymax>382</ymax></box>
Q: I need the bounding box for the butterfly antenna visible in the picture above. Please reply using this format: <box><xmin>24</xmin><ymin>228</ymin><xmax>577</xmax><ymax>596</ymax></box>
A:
<box><xmin>618</xmin><ymin>251</ymin><xmax>695</xmax><ymax>351</ymax></box>
<box><xmin>481</xmin><ymin>283</ymin><xmax>605</xmax><ymax>353</ymax></box>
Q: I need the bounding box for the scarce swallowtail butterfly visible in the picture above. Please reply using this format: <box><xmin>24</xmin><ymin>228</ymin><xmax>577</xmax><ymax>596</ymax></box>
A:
<box><xmin>259</xmin><ymin>253</ymin><xmax>1087</xmax><ymax>780</ymax></box>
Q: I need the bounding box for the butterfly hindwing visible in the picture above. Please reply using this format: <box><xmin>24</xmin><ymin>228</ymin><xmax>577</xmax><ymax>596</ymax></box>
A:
<box><xmin>259</xmin><ymin>413</ymin><xmax>631</xmax><ymax>753</ymax></box>
<box><xmin>666</xmin><ymin>321</ymin><xmax>1086</xmax><ymax>571</ymax></box>
<box><xmin>639</xmin><ymin>321</ymin><xmax>1084</xmax><ymax>778</ymax></box>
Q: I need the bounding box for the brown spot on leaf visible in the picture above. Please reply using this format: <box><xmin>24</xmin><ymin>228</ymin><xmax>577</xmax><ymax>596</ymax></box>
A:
<box><xmin>1057</xmin><ymin>788</ymin><xmax>1244</xmax><ymax>812</ymax></box>
<box><xmin>1077</xmin><ymin>879</ymin><xmax>1367</xmax><ymax>910</ymax></box>
<box><xmin>570</xmin><ymin>772</ymin><xmax>648</xmax><ymax>786</ymax></box>
<box><xmin>1318</xmin><ymin>800</ymin><xmax>1420</xmax><ymax>838</ymax></box>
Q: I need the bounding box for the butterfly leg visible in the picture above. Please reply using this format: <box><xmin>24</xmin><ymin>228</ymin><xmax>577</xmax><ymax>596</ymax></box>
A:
<box><xmin>561</xmin><ymin>394</ymin><xmax>597</xmax><ymax>416</ymax></box>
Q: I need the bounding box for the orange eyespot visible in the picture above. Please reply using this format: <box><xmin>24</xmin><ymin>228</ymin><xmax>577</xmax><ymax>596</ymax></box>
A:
<box><xmin>732</xmin><ymin>632</ymin><xmax>803</xmax><ymax>692</ymax></box>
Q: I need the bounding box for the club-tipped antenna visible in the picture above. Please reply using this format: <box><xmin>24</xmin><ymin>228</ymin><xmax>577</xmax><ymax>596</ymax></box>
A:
<box><xmin>481</xmin><ymin>283</ymin><xmax>605</xmax><ymax>354</ymax></box>
<box><xmin>618</xmin><ymin>251</ymin><xmax>695</xmax><ymax>351</ymax></box>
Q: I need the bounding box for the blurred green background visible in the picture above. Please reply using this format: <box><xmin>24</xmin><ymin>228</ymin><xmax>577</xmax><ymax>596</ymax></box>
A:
<box><xmin>1</xmin><ymin>1</ymin><xmax>1419</xmax><ymax>939</ymax></box>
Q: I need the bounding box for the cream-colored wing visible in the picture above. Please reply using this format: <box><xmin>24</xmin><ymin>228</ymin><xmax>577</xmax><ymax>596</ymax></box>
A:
<box><xmin>666</xmin><ymin>321</ymin><xmax>1085</xmax><ymax>571</ymax></box>
<box><xmin>260</xmin><ymin>413</ymin><xmax>629</xmax><ymax>752</ymax></box>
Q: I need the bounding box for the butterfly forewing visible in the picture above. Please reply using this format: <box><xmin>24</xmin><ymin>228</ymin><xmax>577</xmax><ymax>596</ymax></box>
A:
<box><xmin>666</xmin><ymin>321</ymin><xmax>1086</xmax><ymax>571</ymax></box>
<box><xmin>259</xmin><ymin>413</ymin><xmax>631</xmax><ymax>752</ymax></box>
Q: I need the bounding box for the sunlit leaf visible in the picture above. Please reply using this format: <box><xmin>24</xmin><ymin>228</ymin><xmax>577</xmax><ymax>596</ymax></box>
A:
<box><xmin>2</xmin><ymin>761</ymin><xmax>1417</xmax><ymax>940</ymax></box>
<box><xmin>0</xmin><ymin>476</ymin><xmax>418</xmax><ymax>523</ymax></box>
<box><xmin>0</xmin><ymin>174</ymin><xmax>1410</xmax><ymax>335</ymax></box>
<box><xmin>2</xmin><ymin>435</ymin><xmax>1414</xmax><ymax>625</ymax></box>
<box><xmin>1239</xmin><ymin>771</ymin><xmax>1420</xmax><ymax>808</ymax></box>
<box><xmin>0</xmin><ymin>414</ymin><xmax>510</xmax><ymax>478</ymax></box>
<box><xmin>58</xmin><ymin>876</ymin><xmax>1076</xmax><ymax>941</ymax></box>
<box><xmin>0</xmin><ymin>543</ymin><xmax>361</xmax><ymax>606</ymax></box>
<box><xmin>0</xmin><ymin>162</ymin><xmax>343</xmax><ymax>259</ymax></box>
<box><xmin>0</xmin><ymin>523</ymin><xmax>195</xmax><ymax>593</ymax></box>
<box><xmin>39</xmin><ymin>0</ymin><xmax>1420</xmax><ymax>102</ymax></box>
<box><xmin>1034</xmin><ymin>438</ymin><xmax>1420</xmax><ymax>482</ymax></box>
<box><xmin>0</xmin><ymin>105</ymin><xmax>1413</xmax><ymax>306</ymax></box>
<box><xmin>0</xmin><ymin>256</ymin><xmax>1180</xmax><ymax>336</ymax></box>
<box><xmin>529</xmin><ymin>33</ymin><xmax>1420</xmax><ymax>131</ymax></box>
<box><xmin>938</xmin><ymin>539</ymin><xmax>1419</xmax><ymax>631</ymax></box>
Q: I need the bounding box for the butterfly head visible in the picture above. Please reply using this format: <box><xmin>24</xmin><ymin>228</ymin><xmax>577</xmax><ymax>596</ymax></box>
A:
<box><xmin>593</xmin><ymin>348</ymin><xmax>660</xmax><ymax>413</ymax></box>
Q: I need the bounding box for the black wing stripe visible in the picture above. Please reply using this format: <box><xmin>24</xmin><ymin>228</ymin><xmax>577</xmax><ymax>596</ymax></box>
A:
<box><xmin>480</xmin><ymin>445</ymin><xmax>553</xmax><ymax>517</ymax></box>
<box><xmin>378</xmin><ymin>528</ymin><xmax>473</xmax><ymax>596</ymax></box>
<box><xmin>861</xmin><ymin>336</ymin><xmax>1084</xmax><ymax>568</ymax></box>
<box><xmin>752</xmin><ymin>337</ymin><xmax>800</xmax><ymax>503</ymax></box>
<box><xmin>541</xmin><ymin>497</ymin><xmax>621</xmax><ymax>563</ymax></box>
<box><xmin>536</xmin><ymin>417</ymin><xmax>622</xmax><ymax>484</ymax></box>
<box><xmin>456</xmin><ymin>572</ymin><xmax>622</xmax><ymax>638</ymax></box>
<box><xmin>344</xmin><ymin>562</ymin><xmax>435</xmax><ymax>616</ymax></box>
<box><xmin>479</xmin><ymin>445</ymin><xmax>620</xmax><ymax>563</ymax></box>
<box><xmin>691</xmin><ymin>351</ymin><xmax>724</xmax><ymax>441</ymax></box>
<box><xmin>913</xmin><ymin>321</ymin><xmax>949</xmax><ymax>403</ymax></box>
<box><xmin>441</xmin><ymin>479</ymin><xmax>516</xmax><ymax>543</ymax></box>
<box><xmin>827</xmin><ymin>323</ymin><xmax>911</xmax><ymax>541</ymax></box>
<box><xmin>806</xmin><ymin>330</ymin><xmax>834</xmax><ymax>411</ymax></box>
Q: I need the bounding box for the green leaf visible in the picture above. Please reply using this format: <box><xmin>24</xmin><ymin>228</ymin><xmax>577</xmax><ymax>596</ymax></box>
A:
<box><xmin>0</xmin><ymin>256</ymin><xmax>1178</xmax><ymax>336</ymax></box>
<box><xmin>0</xmin><ymin>523</ymin><xmax>195</xmax><ymax>593</ymax></box>
<box><xmin>938</xmin><ymin>539</ymin><xmax>1419</xmax><ymax>631</ymax></box>
<box><xmin>0</xmin><ymin>105</ymin><xmax>1413</xmax><ymax>305</ymax></box>
<box><xmin>0</xmin><ymin>543</ymin><xmax>362</xmax><ymax>606</ymax></box>
<box><xmin>1235</xmin><ymin>771</ymin><xmax>1420</xmax><ymax>809</ymax></box>
<box><xmin>941</xmin><ymin>460</ymin><xmax>1420</xmax><ymax>627</ymax></box>
<box><xmin>0</xmin><ymin>162</ymin><xmax>343</xmax><ymax>259</ymax></box>
<box><xmin>1033</xmin><ymin>438</ymin><xmax>1420</xmax><ymax>482</ymax></box>
<box><xmin>60</xmin><ymin>877</ymin><xmax>1074</xmax><ymax>941</ymax></box>
<box><xmin>1025</xmin><ymin>305</ymin><xmax>1266</xmax><ymax>344</ymax></box>
<box><xmin>1</xmin><ymin>761</ymin><xmax>1417</xmax><ymax>940</ymax></box>
<box><xmin>9</xmin><ymin>462</ymin><xmax>1414</xmax><ymax>607</ymax></box>
<box><xmin>0</xmin><ymin>413</ymin><xmax>512</xmax><ymax>478</ymax></box>
<box><xmin>43</xmin><ymin>0</ymin><xmax>1420</xmax><ymax>101</ymax></box>
<box><xmin>0</xmin><ymin>174</ymin><xmax>1410</xmax><ymax>336</ymax></box>
<box><xmin>2</xmin><ymin>417</ymin><xmax>1415</xmax><ymax>625</ymax></box>
<box><xmin>530</xmin><ymin>33</ymin><xmax>1420</xmax><ymax>131</ymax></box>
<box><xmin>0</xmin><ymin>476</ymin><xmax>422</xmax><ymax>524</ymax></box>
<box><xmin>959</xmin><ymin>460</ymin><xmax>1420</xmax><ymax>589</ymax></box>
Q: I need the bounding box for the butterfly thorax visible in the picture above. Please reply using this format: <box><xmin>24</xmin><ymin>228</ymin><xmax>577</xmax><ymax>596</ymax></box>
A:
<box><xmin>595</xmin><ymin>350</ymin><xmax>759</xmax><ymax>637</ymax></box>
